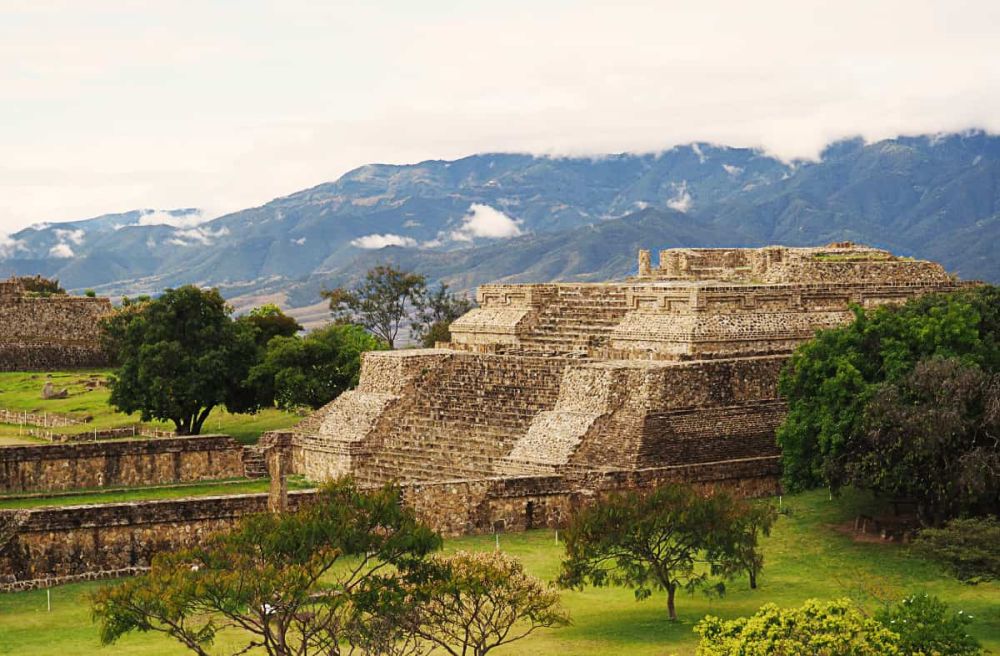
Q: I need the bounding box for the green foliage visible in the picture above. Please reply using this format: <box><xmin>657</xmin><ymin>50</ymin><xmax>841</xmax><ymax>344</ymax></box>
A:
<box><xmin>322</xmin><ymin>266</ymin><xmax>426</xmax><ymax>348</ymax></box>
<box><xmin>875</xmin><ymin>593</ymin><xmax>985</xmax><ymax>656</ymax></box>
<box><xmin>558</xmin><ymin>484</ymin><xmax>766</xmax><ymax>621</ymax></box>
<box><xmin>92</xmin><ymin>478</ymin><xmax>442</xmax><ymax>656</ymax></box>
<box><xmin>777</xmin><ymin>286</ymin><xmax>1000</xmax><ymax>493</ymax></box>
<box><xmin>413</xmin><ymin>283</ymin><xmax>474</xmax><ymax>348</ymax></box>
<box><xmin>83</xmin><ymin>289</ymin><xmax>97</xmax><ymax>298</ymax></box>
<box><xmin>855</xmin><ymin>359</ymin><xmax>1000</xmax><ymax>523</ymax></box>
<box><xmin>239</xmin><ymin>304</ymin><xmax>303</xmax><ymax>347</ymax></box>
<box><xmin>248</xmin><ymin>323</ymin><xmax>386</xmax><ymax>410</ymax></box>
<box><xmin>17</xmin><ymin>275</ymin><xmax>65</xmax><ymax>295</ymax></box>
<box><xmin>100</xmin><ymin>286</ymin><xmax>260</xmax><ymax>435</ymax></box>
<box><xmin>913</xmin><ymin>517</ymin><xmax>1000</xmax><ymax>584</ymax></box>
<box><xmin>407</xmin><ymin>550</ymin><xmax>569</xmax><ymax>656</ymax></box>
<box><xmin>694</xmin><ymin>598</ymin><xmax>902</xmax><ymax>656</ymax></box>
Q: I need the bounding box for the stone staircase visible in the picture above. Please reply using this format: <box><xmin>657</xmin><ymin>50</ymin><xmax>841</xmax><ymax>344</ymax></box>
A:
<box><xmin>355</xmin><ymin>354</ymin><xmax>566</xmax><ymax>485</ymax></box>
<box><xmin>515</xmin><ymin>287</ymin><xmax>630</xmax><ymax>355</ymax></box>
<box><xmin>242</xmin><ymin>446</ymin><xmax>267</xmax><ymax>478</ymax></box>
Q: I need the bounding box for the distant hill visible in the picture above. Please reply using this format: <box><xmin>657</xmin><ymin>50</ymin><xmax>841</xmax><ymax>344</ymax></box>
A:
<box><xmin>1</xmin><ymin>132</ymin><xmax>997</xmax><ymax>311</ymax></box>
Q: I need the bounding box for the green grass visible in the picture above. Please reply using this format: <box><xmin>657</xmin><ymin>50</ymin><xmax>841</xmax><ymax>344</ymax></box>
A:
<box><xmin>0</xmin><ymin>489</ymin><xmax>997</xmax><ymax>655</ymax></box>
<box><xmin>0</xmin><ymin>371</ymin><xmax>302</xmax><ymax>445</ymax></box>
<box><xmin>0</xmin><ymin>476</ymin><xmax>314</xmax><ymax>510</ymax></box>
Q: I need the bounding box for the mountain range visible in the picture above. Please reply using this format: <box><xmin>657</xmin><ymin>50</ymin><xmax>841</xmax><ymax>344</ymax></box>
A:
<box><xmin>2</xmin><ymin>131</ymin><xmax>998</xmax><ymax>318</ymax></box>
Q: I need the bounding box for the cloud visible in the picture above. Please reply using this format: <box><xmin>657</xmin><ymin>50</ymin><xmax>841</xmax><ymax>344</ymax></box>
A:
<box><xmin>402</xmin><ymin>219</ymin><xmax>422</xmax><ymax>228</ymax></box>
<box><xmin>53</xmin><ymin>228</ymin><xmax>85</xmax><ymax>244</ymax></box>
<box><xmin>350</xmin><ymin>233</ymin><xmax>418</xmax><ymax>249</ymax></box>
<box><xmin>169</xmin><ymin>226</ymin><xmax>230</xmax><ymax>246</ymax></box>
<box><xmin>48</xmin><ymin>243</ymin><xmax>75</xmax><ymax>258</ymax></box>
<box><xmin>449</xmin><ymin>204</ymin><xmax>523</xmax><ymax>242</ymax></box>
<box><xmin>291</xmin><ymin>237</ymin><xmax>306</xmax><ymax>245</ymax></box>
<box><xmin>722</xmin><ymin>164</ymin><xmax>743</xmax><ymax>176</ymax></box>
<box><xmin>665</xmin><ymin>182</ymin><xmax>693</xmax><ymax>213</ymax></box>
<box><xmin>0</xmin><ymin>234</ymin><xmax>26</xmax><ymax>259</ymax></box>
<box><xmin>136</xmin><ymin>209</ymin><xmax>208</xmax><ymax>229</ymax></box>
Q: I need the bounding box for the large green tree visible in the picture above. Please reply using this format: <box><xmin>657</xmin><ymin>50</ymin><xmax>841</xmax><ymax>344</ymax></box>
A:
<box><xmin>558</xmin><ymin>484</ymin><xmax>764</xmax><ymax>621</ymax></box>
<box><xmin>92</xmin><ymin>479</ymin><xmax>442</xmax><ymax>656</ymax></box>
<box><xmin>101</xmin><ymin>286</ymin><xmax>261</xmax><ymax>435</ymax></box>
<box><xmin>248</xmin><ymin>323</ymin><xmax>386</xmax><ymax>410</ymax></box>
<box><xmin>322</xmin><ymin>266</ymin><xmax>426</xmax><ymax>349</ymax></box>
<box><xmin>777</xmin><ymin>286</ymin><xmax>1000</xmax><ymax>493</ymax></box>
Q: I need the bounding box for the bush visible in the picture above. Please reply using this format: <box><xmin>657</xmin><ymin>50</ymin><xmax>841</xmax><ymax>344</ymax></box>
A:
<box><xmin>83</xmin><ymin>289</ymin><xmax>97</xmax><ymax>298</ymax></box>
<box><xmin>875</xmin><ymin>593</ymin><xmax>984</xmax><ymax>656</ymax></box>
<box><xmin>913</xmin><ymin>517</ymin><xmax>1000</xmax><ymax>583</ymax></box>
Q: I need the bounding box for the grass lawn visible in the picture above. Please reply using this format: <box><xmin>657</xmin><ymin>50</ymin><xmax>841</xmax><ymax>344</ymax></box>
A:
<box><xmin>0</xmin><ymin>488</ymin><xmax>997</xmax><ymax>655</ymax></box>
<box><xmin>0</xmin><ymin>476</ymin><xmax>314</xmax><ymax>510</ymax></box>
<box><xmin>0</xmin><ymin>370</ymin><xmax>301</xmax><ymax>445</ymax></box>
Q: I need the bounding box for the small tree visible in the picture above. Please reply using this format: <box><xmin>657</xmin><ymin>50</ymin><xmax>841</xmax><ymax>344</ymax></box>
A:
<box><xmin>726</xmin><ymin>502</ymin><xmax>778</xmax><ymax>590</ymax></box>
<box><xmin>413</xmin><ymin>283</ymin><xmax>474</xmax><ymax>348</ymax></box>
<box><xmin>101</xmin><ymin>286</ymin><xmax>260</xmax><ymax>435</ymax></box>
<box><xmin>875</xmin><ymin>593</ymin><xmax>985</xmax><ymax>656</ymax></box>
<box><xmin>93</xmin><ymin>479</ymin><xmax>442</xmax><ymax>656</ymax></box>
<box><xmin>912</xmin><ymin>517</ymin><xmax>1000</xmax><ymax>583</ymax></box>
<box><xmin>322</xmin><ymin>266</ymin><xmax>426</xmax><ymax>349</ymax></box>
<box><xmin>558</xmin><ymin>484</ymin><xmax>759</xmax><ymax>621</ymax></box>
<box><xmin>248</xmin><ymin>324</ymin><xmax>387</xmax><ymax>410</ymax></box>
<box><xmin>694</xmin><ymin>598</ymin><xmax>902</xmax><ymax>656</ymax></box>
<box><xmin>407</xmin><ymin>551</ymin><xmax>569</xmax><ymax>656</ymax></box>
<box><xmin>241</xmin><ymin>304</ymin><xmax>303</xmax><ymax>347</ymax></box>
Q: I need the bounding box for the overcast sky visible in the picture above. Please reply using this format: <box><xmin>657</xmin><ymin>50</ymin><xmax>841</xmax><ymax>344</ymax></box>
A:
<box><xmin>2</xmin><ymin>0</ymin><xmax>999</xmax><ymax>233</ymax></box>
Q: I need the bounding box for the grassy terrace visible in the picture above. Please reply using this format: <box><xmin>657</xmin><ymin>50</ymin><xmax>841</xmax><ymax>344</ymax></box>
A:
<box><xmin>0</xmin><ymin>476</ymin><xmax>315</xmax><ymax>510</ymax></box>
<box><xmin>0</xmin><ymin>370</ymin><xmax>301</xmax><ymax>445</ymax></box>
<box><xmin>0</xmin><ymin>489</ymin><xmax>997</xmax><ymax>655</ymax></box>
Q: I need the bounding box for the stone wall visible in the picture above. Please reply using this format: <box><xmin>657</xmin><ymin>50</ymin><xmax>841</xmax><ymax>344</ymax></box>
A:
<box><xmin>0</xmin><ymin>435</ymin><xmax>247</xmax><ymax>493</ymax></box>
<box><xmin>0</xmin><ymin>457</ymin><xmax>780</xmax><ymax>591</ymax></box>
<box><xmin>0</xmin><ymin>291</ymin><xmax>111</xmax><ymax>371</ymax></box>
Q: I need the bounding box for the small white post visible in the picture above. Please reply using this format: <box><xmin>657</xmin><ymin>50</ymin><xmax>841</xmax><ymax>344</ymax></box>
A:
<box><xmin>495</xmin><ymin>533</ymin><xmax>499</xmax><ymax>551</ymax></box>
<box><xmin>554</xmin><ymin>529</ymin><xmax>559</xmax><ymax>545</ymax></box>
<box><xmin>46</xmin><ymin>589</ymin><xmax>51</xmax><ymax>612</ymax></box>
<box><xmin>778</xmin><ymin>495</ymin><xmax>782</xmax><ymax>509</ymax></box>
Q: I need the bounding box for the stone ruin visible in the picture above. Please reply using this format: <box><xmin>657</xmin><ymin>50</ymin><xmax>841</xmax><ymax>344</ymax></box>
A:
<box><xmin>290</xmin><ymin>243</ymin><xmax>966</xmax><ymax>491</ymax></box>
<box><xmin>0</xmin><ymin>278</ymin><xmax>111</xmax><ymax>371</ymax></box>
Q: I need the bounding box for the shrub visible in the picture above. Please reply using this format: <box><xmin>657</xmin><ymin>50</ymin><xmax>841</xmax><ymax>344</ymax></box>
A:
<box><xmin>912</xmin><ymin>517</ymin><xmax>1000</xmax><ymax>583</ymax></box>
<box><xmin>875</xmin><ymin>593</ymin><xmax>984</xmax><ymax>656</ymax></box>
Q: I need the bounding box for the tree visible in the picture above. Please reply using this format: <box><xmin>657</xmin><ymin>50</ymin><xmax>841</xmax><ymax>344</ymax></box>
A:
<box><xmin>854</xmin><ymin>358</ymin><xmax>1000</xmax><ymax>524</ymax></box>
<box><xmin>322</xmin><ymin>266</ymin><xmax>426</xmax><ymax>349</ymax></box>
<box><xmin>875</xmin><ymin>593</ymin><xmax>985</xmax><ymax>656</ymax></box>
<box><xmin>726</xmin><ymin>502</ymin><xmax>778</xmax><ymax>590</ymax></box>
<box><xmin>694</xmin><ymin>598</ymin><xmax>902</xmax><ymax>656</ymax></box>
<box><xmin>406</xmin><ymin>550</ymin><xmax>568</xmax><ymax>656</ymax></box>
<box><xmin>240</xmin><ymin>304</ymin><xmax>303</xmax><ymax>348</ymax></box>
<box><xmin>558</xmin><ymin>484</ymin><xmax>760</xmax><ymax>621</ymax></box>
<box><xmin>92</xmin><ymin>479</ymin><xmax>442</xmax><ymax>656</ymax></box>
<box><xmin>248</xmin><ymin>324</ymin><xmax>386</xmax><ymax>410</ymax></box>
<box><xmin>912</xmin><ymin>517</ymin><xmax>1000</xmax><ymax>583</ymax></box>
<box><xmin>100</xmin><ymin>286</ymin><xmax>261</xmax><ymax>435</ymax></box>
<box><xmin>777</xmin><ymin>286</ymin><xmax>1000</xmax><ymax>493</ymax></box>
<box><xmin>16</xmin><ymin>274</ymin><xmax>65</xmax><ymax>295</ymax></box>
<box><xmin>413</xmin><ymin>283</ymin><xmax>474</xmax><ymax>348</ymax></box>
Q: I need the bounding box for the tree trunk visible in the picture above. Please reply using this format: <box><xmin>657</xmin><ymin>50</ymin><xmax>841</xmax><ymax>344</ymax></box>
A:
<box><xmin>749</xmin><ymin>569</ymin><xmax>758</xmax><ymax>590</ymax></box>
<box><xmin>666</xmin><ymin>583</ymin><xmax>677</xmax><ymax>621</ymax></box>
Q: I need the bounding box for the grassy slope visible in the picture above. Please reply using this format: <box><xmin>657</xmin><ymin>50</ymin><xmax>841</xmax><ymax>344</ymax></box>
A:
<box><xmin>0</xmin><ymin>371</ymin><xmax>301</xmax><ymax>445</ymax></box>
<box><xmin>0</xmin><ymin>489</ymin><xmax>997</xmax><ymax>655</ymax></box>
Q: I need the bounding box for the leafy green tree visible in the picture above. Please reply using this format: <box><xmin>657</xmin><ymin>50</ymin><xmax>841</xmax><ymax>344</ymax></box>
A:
<box><xmin>875</xmin><ymin>593</ymin><xmax>984</xmax><ymax>656</ymax></box>
<box><xmin>558</xmin><ymin>484</ymin><xmax>760</xmax><ymax>621</ymax></box>
<box><xmin>248</xmin><ymin>324</ymin><xmax>386</xmax><ymax>410</ymax></box>
<box><xmin>855</xmin><ymin>358</ymin><xmax>1000</xmax><ymax>523</ymax></box>
<box><xmin>406</xmin><ymin>550</ymin><xmax>569</xmax><ymax>656</ymax></box>
<box><xmin>726</xmin><ymin>502</ymin><xmax>778</xmax><ymax>590</ymax></box>
<box><xmin>92</xmin><ymin>479</ymin><xmax>442</xmax><ymax>656</ymax></box>
<box><xmin>240</xmin><ymin>304</ymin><xmax>303</xmax><ymax>347</ymax></box>
<box><xmin>323</xmin><ymin>266</ymin><xmax>426</xmax><ymax>348</ymax></box>
<box><xmin>777</xmin><ymin>286</ymin><xmax>1000</xmax><ymax>493</ymax></box>
<box><xmin>913</xmin><ymin>517</ymin><xmax>1000</xmax><ymax>583</ymax></box>
<box><xmin>100</xmin><ymin>285</ymin><xmax>260</xmax><ymax>435</ymax></box>
<box><xmin>694</xmin><ymin>598</ymin><xmax>902</xmax><ymax>656</ymax></box>
<box><xmin>413</xmin><ymin>283</ymin><xmax>474</xmax><ymax>348</ymax></box>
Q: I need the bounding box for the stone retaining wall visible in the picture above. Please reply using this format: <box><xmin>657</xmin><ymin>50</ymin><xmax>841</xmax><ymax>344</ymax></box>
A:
<box><xmin>0</xmin><ymin>293</ymin><xmax>111</xmax><ymax>371</ymax></box>
<box><xmin>0</xmin><ymin>435</ymin><xmax>246</xmax><ymax>493</ymax></box>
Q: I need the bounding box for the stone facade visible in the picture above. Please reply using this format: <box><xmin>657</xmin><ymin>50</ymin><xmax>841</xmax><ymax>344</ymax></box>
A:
<box><xmin>0</xmin><ymin>435</ymin><xmax>247</xmax><ymax>493</ymax></box>
<box><xmin>295</xmin><ymin>243</ymin><xmax>967</xmax><ymax>487</ymax></box>
<box><xmin>0</xmin><ymin>279</ymin><xmax>111</xmax><ymax>371</ymax></box>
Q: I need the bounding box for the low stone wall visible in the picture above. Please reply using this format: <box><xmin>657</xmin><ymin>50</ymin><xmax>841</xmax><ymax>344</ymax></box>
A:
<box><xmin>0</xmin><ymin>457</ymin><xmax>780</xmax><ymax>590</ymax></box>
<box><xmin>0</xmin><ymin>435</ymin><xmax>247</xmax><ymax>493</ymax></box>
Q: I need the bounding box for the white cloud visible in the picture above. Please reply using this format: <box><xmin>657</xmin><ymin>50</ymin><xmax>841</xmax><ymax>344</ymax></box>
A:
<box><xmin>48</xmin><ymin>243</ymin><xmax>75</xmax><ymax>258</ymax></box>
<box><xmin>666</xmin><ymin>182</ymin><xmax>693</xmax><ymax>213</ymax></box>
<box><xmin>722</xmin><ymin>164</ymin><xmax>743</xmax><ymax>176</ymax></box>
<box><xmin>291</xmin><ymin>237</ymin><xmax>306</xmax><ymax>245</ymax></box>
<box><xmin>449</xmin><ymin>204</ymin><xmax>523</xmax><ymax>242</ymax></box>
<box><xmin>169</xmin><ymin>226</ymin><xmax>230</xmax><ymax>246</ymax></box>
<box><xmin>691</xmin><ymin>143</ymin><xmax>707</xmax><ymax>164</ymax></box>
<box><xmin>402</xmin><ymin>219</ymin><xmax>422</xmax><ymax>228</ymax></box>
<box><xmin>0</xmin><ymin>234</ymin><xmax>26</xmax><ymax>259</ymax></box>
<box><xmin>136</xmin><ymin>209</ymin><xmax>208</xmax><ymax>229</ymax></box>
<box><xmin>53</xmin><ymin>228</ymin><xmax>85</xmax><ymax>245</ymax></box>
<box><xmin>350</xmin><ymin>233</ymin><xmax>417</xmax><ymax>249</ymax></box>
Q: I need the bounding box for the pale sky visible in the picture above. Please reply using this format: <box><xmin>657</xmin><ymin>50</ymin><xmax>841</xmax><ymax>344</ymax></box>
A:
<box><xmin>2</xmin><ymin>0</ymin><xmax>999</xmax><ymax>233</ymax></box>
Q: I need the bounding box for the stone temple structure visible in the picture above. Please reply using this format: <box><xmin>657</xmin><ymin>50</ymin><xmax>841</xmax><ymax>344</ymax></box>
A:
<box><xmin>291</xmin><ymin>243</ymin><xmax>963</xmax><ymax>492</ymax></box>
